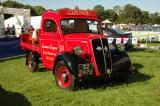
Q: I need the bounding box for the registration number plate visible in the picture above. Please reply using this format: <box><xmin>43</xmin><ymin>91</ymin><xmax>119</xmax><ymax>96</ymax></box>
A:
<box><xmin>78</xmin><ymin>63</ymin><xmax>93</xmax><ymax>75</ymax></box>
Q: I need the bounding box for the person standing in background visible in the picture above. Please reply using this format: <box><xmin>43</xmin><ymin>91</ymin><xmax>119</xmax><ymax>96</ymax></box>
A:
<box><xmin>28</xmin><ymin>25</ymin><xmax>35</xmax><ymax>44</ymax></box>
<box><xmin>6</xmin><ymin>24</ymin><xmax>10</xmax><ymax>35</ymax></box>
<box><xmin>28</xmin><ymin>25</ymin><xmax>34</xmax><ymax>36</ymax></box>
<box><xmin>22</xmin><ymin>24</ymin><xmax>28</xmax><ymax>33</ymax></box>
<box><xmin>11</xmin><ymin>25</ymin><xmax>16</xmax><ymax>35</ymax></box>
<box><xmin>32</xmin><ymin>28</ymin><xmax>38</xmax><ymax>45</ymax></box>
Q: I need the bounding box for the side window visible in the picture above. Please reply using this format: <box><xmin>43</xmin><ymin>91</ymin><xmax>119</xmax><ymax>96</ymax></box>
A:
<box><xmin>44</xmin><ymin>19</ymin><xmax>57</xmax><ymax>32</ymax></box>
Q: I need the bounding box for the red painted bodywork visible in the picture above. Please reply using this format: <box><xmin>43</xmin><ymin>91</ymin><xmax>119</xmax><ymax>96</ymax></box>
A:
<box><xmin>21</xmin><ymin>9</ymin><xmax>106</xmax><ymax>77</ymax></box>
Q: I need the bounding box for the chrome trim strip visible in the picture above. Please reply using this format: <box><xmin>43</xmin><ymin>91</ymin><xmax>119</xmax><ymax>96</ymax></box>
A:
<box><xmin>90</xmin><ymin>38</ymin><xmax>100</xmax><ymax>70</ymax></box>
<box><xmin>100</xmin><ymin>38</ymin><xmax>107</xmax><ymax>72</ymax></box>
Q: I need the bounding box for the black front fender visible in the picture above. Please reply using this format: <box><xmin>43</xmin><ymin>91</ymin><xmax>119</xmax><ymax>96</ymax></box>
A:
<box><xmin>112</xmin><ymin>51</ymin><xmax>131</xmax><ymax>72</ymax></box>
<box><xmin>54</xmin><ymin>52</ymin><xmax>89</xmax><ymax>76</ymax></box>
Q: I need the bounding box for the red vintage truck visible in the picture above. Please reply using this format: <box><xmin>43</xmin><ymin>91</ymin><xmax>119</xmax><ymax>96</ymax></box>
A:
<box><xmin>21</xmin><ymin>9</ymin><xmax>133</xmax><ymax>90</ymax></box>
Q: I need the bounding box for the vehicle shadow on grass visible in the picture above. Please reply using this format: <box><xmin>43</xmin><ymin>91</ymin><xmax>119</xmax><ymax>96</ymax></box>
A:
<box><xmin>128</xmin><ymin>48</ymin><xmax>146</xmax><ymax>52</ymax></box>
<box><xmin>38</xmin><ymin>67</ymin><xmax>47</xmax><ymax>72</ymax></box>
<box><xmin>37</xmin><ymin>64</ymin><xmax>48</xmax><ymax>72</ymax></box>
<box><xmin>0</xmin><ymin>85</ymin><xmax>31</xmax><ymax>106</ymax></box>
<box><xmin>128</xmin><ymin>48</ymin><xmax>160</xmax><ymax>53</ymax></box>
<box><xmin>78</xmin><ymin>63</ymin><xmax>151</xmax><ymax>90</ymax></box>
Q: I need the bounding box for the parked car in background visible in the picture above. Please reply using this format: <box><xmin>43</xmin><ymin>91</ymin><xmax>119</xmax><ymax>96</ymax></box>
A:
<box><xmin>103</xmin><ymin>27</ymin><xmax>133</xmax><ymax>50</ymax></box>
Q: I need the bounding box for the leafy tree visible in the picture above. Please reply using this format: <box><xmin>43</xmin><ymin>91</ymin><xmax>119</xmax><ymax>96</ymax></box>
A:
<box><xmin>104</xmin><ymin>9</ymin><xmax>118</xmax><ymax>22</ymax></box>
<box><xmin>34</xmin><ymin>6</ymin><xmax>46</xmax><ymax>16</ymax></box>
<box><xmin>141</xmin><ymin>11</ymin><xmax>150</xmax><ymax>24</ymax></box>
<box><xmin>74</xmin><ymin>5</ymin><xmax>79</xmax><ymax>10</ymax></box>
<box><xmin>123</xmin><ymin>4</ymin><xmax>141</xmax><ymax>18</ymax></box>
<box><xmin>113</xmin><ymin>5</ymin><xmax>122</xmax><ymax>15</ymax></box>
<box><xmin>117</xmin><ymin>4</ymin><xmax>142</xmax><ymax>24</ymax></box>
<box><xmin>149</xmin><ymin>12</ymin><xmax>160</xmax><ymax>24</ymax></box>
<box><xmin>3</xmin><ymin>0</ymin><xmax>24</xmax><ymax>8</ymax></box>
<box><xmin>93</xmin><ymin>5</ymin><xmax>105</xmax><ymax>21</ymax></box>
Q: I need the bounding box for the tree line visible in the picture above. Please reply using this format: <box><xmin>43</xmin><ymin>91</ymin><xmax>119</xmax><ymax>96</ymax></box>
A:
<box><xmin>0</xmin><ymin>0</ymin><xmax>46</xmax><ymax>16</ymax></box>
<box><xmin>1</xmin><ymin>0</ymin><xmax>160</xmax><ymax>24</ymax></box>
<box><xmin>93</xmin><ymin>4</ymin><xmax>160</xmax><ymax>24</ymax></box>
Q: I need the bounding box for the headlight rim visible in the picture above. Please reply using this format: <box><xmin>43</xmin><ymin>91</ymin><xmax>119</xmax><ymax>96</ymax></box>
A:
<box><xmin>73</xmin><ymin>46</ymin><xmax>83</xmax><ymax>56</ymax></box>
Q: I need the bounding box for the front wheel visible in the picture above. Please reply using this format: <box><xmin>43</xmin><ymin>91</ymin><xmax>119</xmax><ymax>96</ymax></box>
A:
<box><xmin>54</xmin><ymin>61</ymin><xmax>77</xmax><ymax>90</ymax></box>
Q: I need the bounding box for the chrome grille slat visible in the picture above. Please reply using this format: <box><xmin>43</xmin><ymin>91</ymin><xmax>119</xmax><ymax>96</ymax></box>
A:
<box><xmin>91</xmin><ymin>38</ymin><xmax>112</xmax><ymax>74</ymax></box>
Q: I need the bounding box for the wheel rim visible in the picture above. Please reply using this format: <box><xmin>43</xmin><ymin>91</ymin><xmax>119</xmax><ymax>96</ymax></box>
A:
<box><xmin>57</xmin><ymin>66</ymin><xmax>71</xmax><ymax>88</ymax></box>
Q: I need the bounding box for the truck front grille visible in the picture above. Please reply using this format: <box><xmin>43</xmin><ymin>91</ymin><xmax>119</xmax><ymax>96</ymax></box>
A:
<box><xmin>91</xmin><ymin>38</ymin><xmax>111</xmax><ymax>74</ymax></box>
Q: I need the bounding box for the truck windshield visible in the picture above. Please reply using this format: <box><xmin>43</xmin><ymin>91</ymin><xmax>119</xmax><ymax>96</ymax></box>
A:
<box><xmin>61</xmin><ymin>19</ymin><xmax>101</xmax><ymax>34</ymax></box>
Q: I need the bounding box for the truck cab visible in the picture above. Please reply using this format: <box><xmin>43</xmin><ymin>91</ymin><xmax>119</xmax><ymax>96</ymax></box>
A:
<box><xmin>21</xmin><ymin>9</ymin><xmax>132</xmax><ymax>90</ymax></box>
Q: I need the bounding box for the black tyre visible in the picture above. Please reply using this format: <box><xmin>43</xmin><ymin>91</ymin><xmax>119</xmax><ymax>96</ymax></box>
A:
<box><xmin>27</xmin><ymin>52</ymin><xmax>39</xmax><ymax>72</ymax></box>
<box><xmin>54</xmin><ymin>61</ymin><xmax>77</xmax><ymax>90</ymax></box>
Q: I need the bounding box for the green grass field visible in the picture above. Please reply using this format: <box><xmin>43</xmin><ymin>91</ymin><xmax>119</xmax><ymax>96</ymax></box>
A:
<box><xmin>145</xmin><ymin>43</ymin><xmax>160</xmax><ymax>46</ymax></box>
<box><xmin>0</xmin><ymin>50</ymin><xmax>160</xmax><ymax>106</ymax></box>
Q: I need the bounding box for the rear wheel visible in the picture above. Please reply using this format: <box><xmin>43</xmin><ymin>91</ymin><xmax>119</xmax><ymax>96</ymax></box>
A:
<box><xmin>54</xmin><ymin>61</ymin><xmax>77</xmax><ymax>90</ymax></box>
<box><xmin>27</xmin><ymin>52</ymin><xmax>39</xmax><ymax>72</ymax></box>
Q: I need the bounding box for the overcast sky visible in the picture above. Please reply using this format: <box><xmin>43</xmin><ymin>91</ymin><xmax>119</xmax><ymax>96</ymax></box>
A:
<box><xmin>2</xmin><ymin>0</ymin><xmax>160</xmax><ymax>13</ymax></box>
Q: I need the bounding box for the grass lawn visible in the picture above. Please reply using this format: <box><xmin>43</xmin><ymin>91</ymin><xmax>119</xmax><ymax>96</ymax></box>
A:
<box><xmin>0</xmin><ymin>50</ymin><xmax>160</xmax><ymax>106</ymax></box>
<box><xmin>146</xmin><ymin>43</ymin><xmax>160</xmax><ymax>46</ymax></box>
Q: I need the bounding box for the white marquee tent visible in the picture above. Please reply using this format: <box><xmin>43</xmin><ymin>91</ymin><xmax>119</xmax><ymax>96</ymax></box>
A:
<box><xmin>4</xmin><ymin>16</ymin><xmax>42</xmax><ymax>35</ymax></box>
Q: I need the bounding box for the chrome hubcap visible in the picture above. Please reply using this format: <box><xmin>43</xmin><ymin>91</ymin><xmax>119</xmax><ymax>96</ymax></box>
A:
<box><xmin>62</xmin><ymin>72</ymin><xmax>68</xmax><ymax>82</ymax></box>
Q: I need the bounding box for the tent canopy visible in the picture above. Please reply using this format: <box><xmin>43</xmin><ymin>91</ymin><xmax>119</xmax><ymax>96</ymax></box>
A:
<box><xmin>101</xmin><ymin>19</ymin><xmax>113</xmax><ymax>24</ymax></box>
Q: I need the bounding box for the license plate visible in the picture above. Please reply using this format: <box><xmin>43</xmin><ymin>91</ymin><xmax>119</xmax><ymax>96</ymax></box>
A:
<box><xmin>78</xmin><ymin>63</ymin><xmax>93</xmax><ymax>75</ymax></box>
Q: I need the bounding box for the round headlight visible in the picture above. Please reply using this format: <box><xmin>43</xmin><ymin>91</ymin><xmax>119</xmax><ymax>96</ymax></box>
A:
<box><xmin>73</xmin><ymin>46</ymin><xmax>83</xmax><ymax>55</ymax></box>
<box><xmin>117</xmin><ymin>43</ymin><xmax>125</xmax><ymax>51</ymax></box>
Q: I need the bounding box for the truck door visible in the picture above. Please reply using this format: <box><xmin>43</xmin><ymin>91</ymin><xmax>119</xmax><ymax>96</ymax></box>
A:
<box><xmin>40</xmin><ymin>19</ymin><xmax>59</xmax><ymax>69</ymax></box>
